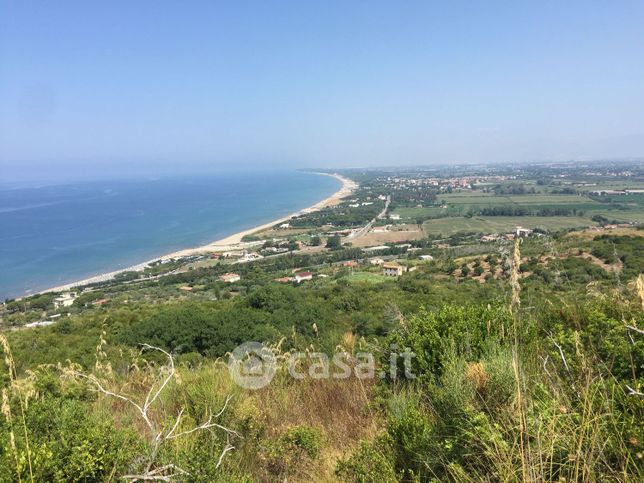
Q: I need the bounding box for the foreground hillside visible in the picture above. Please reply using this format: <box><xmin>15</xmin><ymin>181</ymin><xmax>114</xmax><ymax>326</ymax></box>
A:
<box><xmin>1</xmin><ymin>228</ymin><xmax>643</xmax><ymax>481</ymax></box>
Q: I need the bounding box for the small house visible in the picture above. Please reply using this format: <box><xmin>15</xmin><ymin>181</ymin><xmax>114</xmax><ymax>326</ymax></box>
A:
<box><xmin>383</xmin><ymin>262</ymin><xmax>404</xmax><ymax>277</ymax></box>
<box><xmin>515</xmin><ymin>226</ymin><xmax>533</xmax><ymax>238</ymax></box>
<box><xmin>294</xmin><ymin>271</ymin><xmax>313</xmax><ymax>283</ymax></box>
<box><xmin>219</xmin><ymin>273</ymin><xmax>241</xmax><ymax>283</ymax></box>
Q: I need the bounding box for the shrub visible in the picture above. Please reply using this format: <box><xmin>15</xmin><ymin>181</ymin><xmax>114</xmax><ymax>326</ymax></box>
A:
<box><xmin>336</xmin><ymin>436</ymin><xmax>398</xmax><ymax>482</ymax></box>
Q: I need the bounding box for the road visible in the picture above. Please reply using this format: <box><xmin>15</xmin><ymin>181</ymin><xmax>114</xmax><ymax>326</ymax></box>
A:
<box><xmin>345</xmin><ymin>195</ymin><xmax>390</xmax><ymax>242</ymax></box>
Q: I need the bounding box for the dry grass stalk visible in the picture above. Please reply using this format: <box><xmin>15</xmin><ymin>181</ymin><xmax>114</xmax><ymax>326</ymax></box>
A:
<box><xmin>0</xmin><ymin>334</ymin><xmax>34</xmax><ymax>482</ymax></box>
<box><xmin>510</xmin><ymin>238</ymin><xmax>522</xmax><ymax>315</ymax></box>
<box><xmin>636</xmin><ymin>273</ymin><xmax>644</xmax><ymax>310</ymax></box>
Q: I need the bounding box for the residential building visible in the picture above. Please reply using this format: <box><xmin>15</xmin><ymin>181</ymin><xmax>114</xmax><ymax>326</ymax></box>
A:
<box><xmin>515</xmin><ymin>226</ymin><xmax>533</xmax><ymax>237</ymax></box>
<box><xmin>53</xmin><ymin>292</ymin><xmax>77</xmax><ymax>309</ymax></box>
<box><xmin>219</xmin><ymin>273</ymin><xmax>241</xmax><ymax>283</ymax></box>
<box><xmin>294</xmin><ymin>271</ymin><xmax>313</xmax><ymax>283</ymax></box>
<box><xmin>383</xmin><ymin>262</ymin><xmax>404</xmax><ymax>277</ymax></box>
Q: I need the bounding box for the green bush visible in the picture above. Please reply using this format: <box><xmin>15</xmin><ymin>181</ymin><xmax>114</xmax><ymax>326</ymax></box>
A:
<box><xmin>336</xmin><ymin>435</ymin><xmax>399</xmax><ymax>482</ymax></box>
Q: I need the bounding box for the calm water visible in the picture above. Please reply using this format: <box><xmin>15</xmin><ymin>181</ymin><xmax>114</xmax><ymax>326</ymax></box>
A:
<box><xmin>0</xmin><ymin>171</ymin><xmax>339</xmax><ymax>299</ymax></box>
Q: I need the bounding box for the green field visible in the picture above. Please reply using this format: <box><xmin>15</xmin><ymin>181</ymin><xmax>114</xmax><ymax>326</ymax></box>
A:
<box><xmin>392</xmin><ymin>206</ymin><xmax>448</xmax><ymax>219</ymax></box>
<box><xmin>422</xmin><ymin>215</ymin><xmax>597</xmax><ymax>236</ymax></box>
<box><xmin>392</xmin><ymin>191</ymin><xmax>644</xmax><ymax>221</ymax></box>
<box><xmin>346</xmin><ymin>271</ymin><xmax>389</xmax><ymax>284</ymax></box>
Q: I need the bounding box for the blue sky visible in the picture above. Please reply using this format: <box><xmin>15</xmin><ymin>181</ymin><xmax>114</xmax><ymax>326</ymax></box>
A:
<box><xmin>1</xmin><ymin>1</ymin><xmax>643</xmax><ymax>177</ymax></box>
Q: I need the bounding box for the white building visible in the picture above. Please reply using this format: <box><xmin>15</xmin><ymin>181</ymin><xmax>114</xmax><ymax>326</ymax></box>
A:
<box><xmin>54</xmin><ymin>292</ymin><xmax>77</xmax><ymax>309</ymax></box>
<box><xmin>515</xmin><ymin>226</ymin><xmax>533</xmax><ymax>237</ymax></box>
<box><xmin>362</xmin><ymin>245</ymin><xmax>390</xmax><ymax>253</ymax></box>
<box><xmin>294</xmin><ymin>271</ymin><xmax>313</xmax><ymax>283</ymax></box>
<box><xmin>219</xmin><ymin>273</ymin><xmax>241</xmax><ymax>283</ymax></box>
<box><xmin>240</xmin><ymin>252</ymin><xmax>264</xmax><ymax>262</ymax></box>
<box><xmin>25</xmin><ymin>320</ymin><xmax>56</xmax><ymax>328</ymax></box>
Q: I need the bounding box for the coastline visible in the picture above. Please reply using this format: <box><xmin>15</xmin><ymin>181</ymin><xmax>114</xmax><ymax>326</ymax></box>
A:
<box><xmin>38</xmin><ymin>172</ymin><xmax>357</xmax><ymax>295</ymax></box>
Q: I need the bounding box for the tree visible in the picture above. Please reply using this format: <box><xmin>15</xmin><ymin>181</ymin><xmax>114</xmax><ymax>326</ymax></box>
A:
<box><xmin>311</xmin><ymin>235</ymin><xmax>322</xmax><ymax>246</ymax></box>
<box><xmin>325</xmin><ymin>235</ymin><xmax>342</xmax><ymax>250</ymax></box>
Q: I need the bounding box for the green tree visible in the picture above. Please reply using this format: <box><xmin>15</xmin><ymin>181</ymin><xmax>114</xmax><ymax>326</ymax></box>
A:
<box><xmin>326</xmin><ymin>235</ymin><xmax>342</xmax><ymax>250</ymax></box>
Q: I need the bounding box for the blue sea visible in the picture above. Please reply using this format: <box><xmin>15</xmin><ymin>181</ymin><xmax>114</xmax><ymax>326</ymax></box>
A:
<box><xmin>0</xmin><ymin>170</ymin><xmax>340</xmax><ymax>300</ymax></box>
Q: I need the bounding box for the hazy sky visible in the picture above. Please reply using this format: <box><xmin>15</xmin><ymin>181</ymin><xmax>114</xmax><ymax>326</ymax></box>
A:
<box><xmin>1</xmin><ymin>1</ymin><xmax>644</xmax><ymax>177</ymax></box>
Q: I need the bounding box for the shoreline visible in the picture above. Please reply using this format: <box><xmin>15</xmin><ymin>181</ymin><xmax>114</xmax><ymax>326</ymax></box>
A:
<box><xmin>37</xmin><ymin>172</ymin><xmax>357</xmax><ymax>295</ymax></box>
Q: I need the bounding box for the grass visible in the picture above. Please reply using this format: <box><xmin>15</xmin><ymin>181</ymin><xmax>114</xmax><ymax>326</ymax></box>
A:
<box><xmin>422</xmin><ymin>216</ymin><xmax>597</xmax><ymax>236</ymax></box>
<box><xmin>345</xmin><ymin>272</ymin><xmax>388</xmax><ymax>284</ymax></box>
<box><xmin>392</xmin><ymin>206</ymin><xmax>447</xmax><ymax>219</ymax></box>
<box><xmin>595</xmin><ymin>210</ymin><xmax>644</xmax><ymax>223</ymax></box>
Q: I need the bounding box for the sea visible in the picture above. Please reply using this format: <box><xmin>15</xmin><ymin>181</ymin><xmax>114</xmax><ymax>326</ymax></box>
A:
<box><xmin>0</xmin><ymin>170</ymin><xmax>340</xmax><ymax>300</ymax></box>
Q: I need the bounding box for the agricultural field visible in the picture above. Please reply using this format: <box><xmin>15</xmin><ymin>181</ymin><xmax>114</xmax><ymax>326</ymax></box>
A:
<box><xmin>422</xmin><ymin>215</ymin><xmax>597</xmax><ymax>236</ymax></box>
<box><xmin>389</xmin><ymin>188</ymin><xmax>644</xmax><ymax>236</ymax></box>
<box><xmin>345</xmin><ymin>271</ymin><xmax>389</xmax><ymax>284</ymax></box>
<box><xmin>350</xmin><ymin>225</ymin><xmax>424</xmax><ymax>247</ymax></box>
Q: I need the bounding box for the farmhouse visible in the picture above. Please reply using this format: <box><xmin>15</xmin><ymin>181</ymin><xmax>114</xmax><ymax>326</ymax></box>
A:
<box><xmin>382</xmin><ymin>262</ymin><xmax>404</xmax><ymax>277</ymax></box>
<box><xmin>219</xmin><ymin>273</ymin><xmax>241</xmax><ymax>283</ymax></box>
<box><xmin>369</xmin><ymin>257</ymin><xmax>385</xmax><ymax>265</ymax></box>
<box><xmin>294</xmin><ymin>271</ymin><xmax>313</xmax><ymax>283</ymax></box>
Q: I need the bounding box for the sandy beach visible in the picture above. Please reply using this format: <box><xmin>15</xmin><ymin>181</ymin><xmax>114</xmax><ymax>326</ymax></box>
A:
<box><xmin>40</xmin><ymin>172</ymin><xmax>357</xmax><ymax>294</ymax></box>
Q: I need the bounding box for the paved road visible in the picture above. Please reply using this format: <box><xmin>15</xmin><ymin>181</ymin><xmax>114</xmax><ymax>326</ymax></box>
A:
<box><xmin>345</xmin><ymin>195</ymin><xmax>390</xmax><ymax>241</ymax></box>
